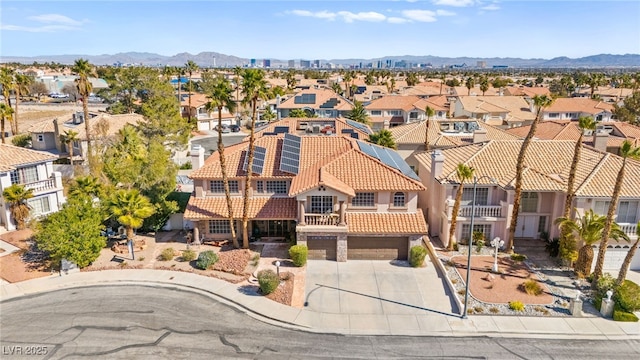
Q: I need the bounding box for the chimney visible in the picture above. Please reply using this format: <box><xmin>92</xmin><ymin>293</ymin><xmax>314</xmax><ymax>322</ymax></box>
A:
<box><xmin>473</xmin><ymin>128</ymin><xmax>488</xmax><ymax>143</ymax></box>
<box><xmin>593</xmin><ymin>130</ymin><xmax>608</xmax><ymax>152</ymax></box>
<box><xmin>191</xmin><ymin>144</ymin><xmax>205</xmax><ymax>170</ymax></box>
<box><xmin>431</xmin><ymin>150</ymin><xmax>445</xmax><ymax>178</ymax></box>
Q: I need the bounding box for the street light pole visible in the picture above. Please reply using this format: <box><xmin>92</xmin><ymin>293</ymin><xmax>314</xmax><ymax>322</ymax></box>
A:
<box><xmin>462</xmin><ymin>175</ymin><xmax>496</xmax><ymax>319</ymax></box>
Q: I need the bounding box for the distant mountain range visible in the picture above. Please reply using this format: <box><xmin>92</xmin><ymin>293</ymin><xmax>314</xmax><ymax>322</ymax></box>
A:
<box><xmin>1</xmin><ymin>52</ymin><xmax>639</xmax><ymax>68</ymax></box>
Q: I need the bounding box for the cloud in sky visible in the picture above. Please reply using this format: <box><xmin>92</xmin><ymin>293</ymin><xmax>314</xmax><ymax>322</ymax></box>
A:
<box><xmin>288</xmin><ymin>7</ymin><xmax>459</xmax><ymax>24</ymax></box>
<box><xmin>432</xmin><ymin>0</ymin><xmax>476</xmax><ymax>7</ymax></box>
<box><xmin>2</xmin><ymin>13</ymin><xmax>87</xmax><ymax>33</ymax></box>
<box><xmin>481</xmin><ymin>4</ymin><xmax>501</xmax><ymax>11</ymax></box>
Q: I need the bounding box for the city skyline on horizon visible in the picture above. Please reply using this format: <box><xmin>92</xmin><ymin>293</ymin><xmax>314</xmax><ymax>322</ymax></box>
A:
<box><xmin>1</xmin><ymin>1</ymin><xmax>639</xmax><ymax>60</ymax></box>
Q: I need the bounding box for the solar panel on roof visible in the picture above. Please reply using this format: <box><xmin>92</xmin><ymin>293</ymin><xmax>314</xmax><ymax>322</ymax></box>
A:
<box><xmin>279</xmin><ymin>134</ymin><xmax>301</xmax><ymax>174</ymax></box>
<box><xmin>242</xmin><ymin>146</ymin><xmax>267</xmax><ymax>175</ymax></box>
<box><xmin>262</xmin><ymin>132</ymin><xmax>277</xmax><ymax>136</ymax></box>
<box><xmin>386</xmin><ymin>148</ymin><xmax>421</xmax><ymax>181</ymax></box>
<box><xmin>357</xmin><ymin>140</ymin><xmax>419</xmax><ymax>181</ymax></box>
<box><xmin>346</xmin><ymin>119</ymin><xmax>373</xmax><ymax>135</ymax></box>
<box><xmin>373</xmin><ymin>146</ymin><xmax>396</xmax><ymax>168</ymax></box>
<box><xmin>274</xmin><ymin>126</ymin><xmax>289</xmax><ymax>134</ymax></box>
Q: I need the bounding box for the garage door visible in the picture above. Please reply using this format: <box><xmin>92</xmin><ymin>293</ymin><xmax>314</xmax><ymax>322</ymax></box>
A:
<box><xmin>347</xmin><ymin>236</ymin><xmax>408</xmax><ymax>260</ymax></box>
<box><xmin>307</xmin><ymin>236</ymin><xmax>337</xmax><ymax>260</ymax></box>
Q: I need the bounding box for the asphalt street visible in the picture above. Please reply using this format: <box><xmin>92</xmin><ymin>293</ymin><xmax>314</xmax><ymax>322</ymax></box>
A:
<box><xmin>1</xmin><ymin>285</ymin><xmax>638</xmax><ymax>359</ymax></box>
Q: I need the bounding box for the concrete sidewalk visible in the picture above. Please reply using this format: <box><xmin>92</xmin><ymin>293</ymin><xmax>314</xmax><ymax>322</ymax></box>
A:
<box><xmin>1</xmin><ymin>269</ymin><xmax>638</xmax><ymax>340</ymax></box>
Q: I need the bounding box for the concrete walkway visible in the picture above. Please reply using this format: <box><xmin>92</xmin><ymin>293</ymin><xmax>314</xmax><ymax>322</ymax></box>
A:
<box><xmin>0</xmin><ymin>239</ymin><xmax>20</xmax><ymax>258</ymax></box>
<box><xmin>1</xmin><ymin>268</ymin><xmax>638</xmax><ymax>339</ymax></box>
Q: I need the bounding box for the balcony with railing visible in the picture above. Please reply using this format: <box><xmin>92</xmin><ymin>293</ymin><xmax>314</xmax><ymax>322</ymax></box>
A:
<box><xmin>24</xmin><ymin>178</ymin><xmax>58</xmax><ymax>194</ymax></box>
<box><xmin>458</xmin><ymin>205</ymin><xmax>502</xmax><ymax>218</ymax></box>
<box><xmin>304</xmin><ymin>213</ymin><xmax>340</xmax><ymax>226</ymax></box>
<box><xmin>620</xmin><ymin>223</ymin><xmax>639</xmax><ymax>239</ymax></box>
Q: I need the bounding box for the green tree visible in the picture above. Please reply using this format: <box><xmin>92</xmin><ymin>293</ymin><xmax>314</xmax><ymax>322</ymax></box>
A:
<box><xmin>368</xmin><ymin>129</ymin><xmax>396</xmax><ymax>149</ymax></box>
<box><xmin>448</xmin><ymin>164</ymin><xmax>474</xmax><ymax>251</ymax></box>
<box><xmin>593</xmin><ymin>140</ymin><xmax>640</xmax><ymax>284</ymax></box>
<box><xmin>465</xmin><ymin>76</ymin><xmax>475</xmax><ymax>95</ymax></box>
<box><xmin>2</xmin><ymin>184</ymin><xmax>34</xmax><ymax>230</ymax></box>
<box><xmin>185</xmin><ymin>60</ymin><xmax>199</xmax><ymax>125</ymax></box>
<box><xmin>555</xmin><ymin>210</ymin><xmax>628</xmax><ymax>276</ymax></box>
<box><xmin>107</xmin><ymin>189</ymin><xmax>155</xmax><ymax>240</ymax></box>
<box><xmin>288</xmin><ymin>108</ymin><xmax>316</xmax><ymax>118</ymax></box>
<box><xmin>262</xmin><ymin>107</ymin><xmax>276</xmax><ymax>122</ymax></box>
<box><xmin>138</xmin><ymin>76</ymin><xmax>190</xmax><ymax>148</ymax></box>
<box><xmin>72</xmin><ymin>59</ymin><xmax>95</xmax><ymax>162</ymax></box>
<box><xmin>559</xmin><ymin>116</ymin><xmax>597</xmax><ymax>263</ymax></box>
<box><xmin>479</xmin><ymin>76</ymin><xmax>490</xmax><ymax>96</ymax></box>
<box><xmin>424</xmin><ymin>105</ymin><xmax>435</xmax><ymax>151</ymax></box>
<box><xmin>343</xmin><ymin>71</ymin><xmax>353</xmax><ymax>99</ymax></box>
<box><xmin>406</xmin><ymin>72</ymin><xmax>419</xmax><ymax>86</ymax></box>
<box><xmin>331</xmin><ymin>82</ymin><xmax>343</xmax><ymax>96</ymax></box>
<box><xmin>617</xmin><ymin>222</ymin><xmax>640</xmax><ymax>284</ymax></box>
<box><xmin>506</xmin><ymin>95</ymin><xmax>553</xmax><ymax>252</ymax></box>
<box><xmin>36</xmin><ymin>196</ymin><xmax>106</xmax><ymax>268</ymax></box>
<box><xmin>285</xmin><ymin>69</ymin><xmax>297</xmax><ymax>90</ymax></box>
<box><xmin>613</xmin><ymin>91</ymin><xmax>640</xmax><ymax>125</ymax></box>
<box><xmin>240</xmin><ymin>69</ymin><xmax>271</xmax><ymax>248</ymax></box>
<box><xmin>346</xmin><ymin>100</ymin><xmax>369</xmax><ymax>124</ymax></box>
<box><xmin>0</xmin><ymin>67</ymin><xmax>15</xmax><ymax>134</ymax></box>
<box><xmin>202</xmin><ymin>73</ymin><xmax>239</xmax><ymax>248</ymax></box>
<box><xmin>60</xmin><ymin>129</ymin><xmax>80</xmax><ymax>170</ymax></box>
<box><xmin>0</xmin><ymin>103</ymin><xmax>14</xmax><ymax>144</ymax></box>
<box><xmin>68</xmin><ymin>175</ymin><xmax>105</xmax><ymax>200</ymax></box>
<box><xmin>13</xmin><ymin>73</ymin><xmax>32</xmax><ymax>134</ymax></box>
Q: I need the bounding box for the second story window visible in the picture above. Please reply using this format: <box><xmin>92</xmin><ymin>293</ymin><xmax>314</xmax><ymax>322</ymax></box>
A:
<box><xmin>388</xmin><ymin>110</ymin><xmax>402</xmax><ymax>116</ymax></box>
<box><xmin>352</xmin><ymin>192</ymin><xmax>375</xmax><ymax>207</ymax></box>
<box><xmin>371</xmin><ymin>110</ymin><xmax>382</xmax><ymax>116</ymax></box>
<box><xmin>462</xmin><ymin>188</ymin><xmax>488</xmax><ymax>205</ymax></box>
<box><xmin>37</xmin><ymin>134</ymin><xmax>44</xmax><ymax>142</ymax></box>
<box><xmin>520</xmin><ymin>192</ymin><xmax>538</xmax><ymax>212</ymax></box>
<box><xmin>210</xmin><ymin>180</ymin><xmax>239</xmax><ymax>193</ymax></box>
<box><xmin>256</xmin><ymin>181</ymin><xmax>264</xmax><ymax>193</ymax></box>
<box><xmin>266</xmin><ymin>180</ymin><xmax>287</xmax><ymax>194</ymax></box>
<box><xmin>10</xmin><ymin>166</ymin><xmax>38</xmax><ymax>185</ymax></box>
<box><xmin>393</xmin><ymin>192</ymin><xmax>406</xmax><ymax>207</ymax></box>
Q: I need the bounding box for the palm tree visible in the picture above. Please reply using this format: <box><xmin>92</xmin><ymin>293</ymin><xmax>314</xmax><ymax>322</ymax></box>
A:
<box><xmin>60</xmin><ymin>129</ymin><xmax>80</xmax><ymax>170</ymax></box>
<box><xmin>185</xmin><ymin>60</ymin><xmax>199</xmax><ymax>125</ymax></box>
<box><xmin>0</xmin><ymin>103</ymin><xmax>14</xmax><ymax>144</ymax></box>
<box><xmin>617</xmin><ymin>222</ymin><xmax>640</xmax><ymax>284</ymax></box>
<box><xmin>555</xmin><ymin>210</ymin><xmax>628</xmax><ymax>276</ymax></box>
<box><xmin>2</xmin><ymin>184</ymin><xmax>34</xmax><ymax>230</ymax></box>
<box><xmin>593</xmin><ymin>140</ymin><xmax>640</xmax><ymax>284</ymax></box>
<box><xmin>368</xmin><ymin>129</ymin><xmax>396</xmax><ymax>149</ymax></box>
<box><xmin>240</xmin><ymin>69</ymin><xmax>270</xmax><ymax>248</ymax></box>
<box><xmin>204</xmin><ymin>75</ymin><xmax>239</xmax><ymax>248</ymax></box>
<box><xmin>465</xmin><ymin>76</ymin><xmax>475</xmax><ymax>95</ymax></box>
<box><xmin>424</xmin><ymin>106</ymin><xmax>435</xmax><ymax>151</ymax></box>
<box><xmin>346</xmin><ymin>100</ymin><xmax>369</xmax><ymax>124</ymax></box>
<box><xmin>69</xmin><ymin>175</ymin><xmax>104</xmax><ymax>199</ymax></box>
<box><xmin>559</xmin><ymin>116</ymin><xmax>597</xmax><ymax>260</ymax></box>
<box><xmin>343</xmin><ymin>71</ymin><xmax>353</xmax><ymax>99</ymax></box>
<box><xmin>72</xmin><ymin>58</ymin><xmax>95</xmax><ymax>161</ymax></box>
<box><xmin>448</xmin><ymin>164</ymin><xmax>474</xmax><ymax>251</ymax></box>
<box><xmin>479</xmin><ymin>76</ymin><xmax>489</xmax><ymax>96</ymax></box>
<box><xmin>506</xmin><ymin>95</ymin><xmax>553</xmax><ymax>252</ymax></box>
<box><xmin>107</xmin><ymin>189</ymin><xmax>155</xmax><ymax>240</ymax></box>
<box><xmin>0</xmin><ymin>67</ymin><xmax>15</xmax><ymax>135</ymax></box>
<box><xmin>13</xmin><ymin>73</ymin><xmax>32</xmax><ymax>135</ymax></box>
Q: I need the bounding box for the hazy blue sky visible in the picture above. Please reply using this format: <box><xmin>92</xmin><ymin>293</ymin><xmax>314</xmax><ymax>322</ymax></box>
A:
<box><xmin>1</xmin><ymin>0</ymin><xmax>639</xmax><ymax>60</ymax></box>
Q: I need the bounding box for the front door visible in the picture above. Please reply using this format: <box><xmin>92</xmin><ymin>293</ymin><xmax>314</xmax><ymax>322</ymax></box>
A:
<box><xmin>516</xmin><ymin>215</ymin><xmax>538</xmax><ymax>238</ymax></box>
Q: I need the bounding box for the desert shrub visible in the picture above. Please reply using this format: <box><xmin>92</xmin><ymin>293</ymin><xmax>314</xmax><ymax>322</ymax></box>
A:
<box><xmin>457</xmin><ymin>289</ymin><xmax>466</xmax><ymax>295</ymax></box>
<box><xmin>12</xmin><ymin>134</ymin><xmax>32</xmax><ymax>148</ymax></box>
<box><xmin>409</xmin><ymin>245</ymin><xmax>428</xmax><ymax>267</ymax></box>
<box><xmin>473</xmin><ymin>306</ymin><xmax>484</xmax><ymax>313</ymax></box>
<box><xmin>615</xmin><ymin>280</ymin><xmax>640</xmax><ymax>312</ymax></box>
<box><xmin>509</xmin><ymin>301</ymin><xmax>525</xmax><ymax>311</ymax></box>
<box><xmin>451</xmin><ymin>278</ymin><xmax>458</xmax><ymax>284</ymax></box>
<box><xmin>545</xmin><ymin>237</ymin><xmax>560</xmax><ymax>257</ymax></box>
<box><xmin>613</xmin><ymin>308</ymin><xmax>639</xmax><ymax>322</ymax></box>
<box><xmin>195</xmin><ymin>250</ymin><xmax>219</xmax><ymax>270</ymax></box>
<box><xmin>289</xmin><ymin>245</ymin><xmax>308</xmax><ymax>267</ymax></box>
<box><xmin>475</xmin><ymin>239</ymin><xmax>485</xmax><ymax>253</ymax></box>
<box><xmin>510</xmin><ymin>253</ymin><xmax>527</xmax><ymax>262</ymax></box>
<box><xmin>257</xmin><ymin>269</ymin><xmax>279</xmax><ymax>295</ymax></box>
<box><xmin>594</xmin><ymin>273</ymin><xmax>617</xmax><ymax>310</ymax></box>
<box><xmin>489</xmin><ymin>307</ymin><xmax>500</xmax><ymax>314</ymax></box>
<box><xmin>181</xmin><ymin>249</ymin><xmax>197</xmax><ymax>262</ymax></box>
<box><xmin>179</xmin><ymin>161</ymin><xmax>192</xmax><ymax>170</ymax></box>
<box><xmin>521</xmin><ymin>279</ymin><xmax>543</xmax><ymax>296</ymax></box>
<box><xmin>159</xmin><ymin>248</ymin><xmax>176</xmax><ymax>261</ymax></box>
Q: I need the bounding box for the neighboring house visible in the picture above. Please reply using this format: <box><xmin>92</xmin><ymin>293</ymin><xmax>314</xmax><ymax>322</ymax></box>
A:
<box><xmin>389</xmin><ymin>119</ymin><xmax>519</xmax><ymax>170</ymax></box>
<box><xmin>414</xmin><ymin>140</ymin><xmax>640</xmax><ymax>271</ymax></box>
<box><xmin>0</xmin><ymin>144</ymin><xmax>65</xmax><ymax>231</ymax></box>
<box><xmin>541</xmin><ymin>98</ymin><xmax>615</xmax><ymax>122</ymax></box>
<box><xmin>184</xmin><ymin>134</ymin><xmax>427</xmax><ymax>262</ymax></box>
<box><xmin>276</xmin><ymin>88</ymin><xmax>353</xmax><ymax>119</ymax></box>
<box><xmin>250</xmin><ymin>117</ymin><xmax>373</xmax><ymax>140</ymax></box>
<box><xmin>505</xmin><ymin>120</ymin><xmax>640</xmax><ymax>155</ymax></box>
<box><xmin>400</xmin><ymin>81</ymin><xmax>450</xmax><ymax>98</ymax></box>
<box><xmin>450</xmin><ymin>96</ymin><xmax>536</xmax><ymax>128</ymax></box>
<box><xmin>365</xmin><ymin>95</ymin><xmax>448</xmax><ymax>131</ymax></box>
<box><xmin>180</xmin><ymin>92</ymin><xmax>236</xmax><ymax>131</ymax></box>
<box><xmin>573</xmin><ymin>86</ymin><xmax>634</xmax><ymax>103</ymax></box>
<box><xmin>29</xmin><ymin>112</ymin><xmax>145</xmax><ymax>163</ymax></box>
<box><xmin>503</xmin><ymin>85</ymin><xmax>551</xmax><ymax>98</ymax></box>
<box><xmin>352</xmin><ymin>85</ymin><xmax>388</xmax><ymax>103</ymax></box>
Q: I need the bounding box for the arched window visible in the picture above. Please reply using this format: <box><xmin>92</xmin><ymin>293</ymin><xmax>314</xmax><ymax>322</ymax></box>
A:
<box><xmin>393</xmin><ymin>192</ymin><xmax>406</xmax><ymax>207</ymax></box>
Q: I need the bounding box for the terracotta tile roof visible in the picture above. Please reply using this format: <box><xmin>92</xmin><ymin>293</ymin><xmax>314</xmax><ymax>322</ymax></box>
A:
<box><xmin>505</xmin><ymin>120</ymin><xmax>636</xmax><ymax>147</ymax></box>
<box><xmin>504</xmin><ymin>86</ymin><xmax>551</xmax><ymax>97</ymax></box>
<box><xmin>28</xmin><ymin>113</ymin><xmax>145</xmax><ymax>141</ymax></box>
<box><xmin>544</xmin><ymin>98</ymin><xmax>614</xmax><ymax>114</ymax></box>
<box><xmin>456</xmin><ymin>96</ymin><xmax>535</xmax><ymax>123</ymax></box>
<box><xmin>347</xmin><ymin>209</ymin><xmax>428</xmax><ymax>234</ymax></box>
<box><xmin>413</xmin><ymin>98</ymin><xmax>448</xmax><ymax>112</ymax></box>
<box><xmin>365</xmin><ymin>95</ymin><xmax>423</xmax><ymax>111</ymax></box>
<box><xmin>389</xmin><ymin>120</ymin><xmax>518</xmax><ymax>146</ymax></box>
<box><xmin>277</xmin><ymin>88</ymin><xmax>352</xmax><ymax>111</ymax></box>
<box><xmin>184</xmin><ymin>197</ymin><xmax>297</xmax><ymax>220</ymax></box>
<box><xmin>250</xmin><ymin>117</ymin><xmax>371</xmax><ymax>139</ymax></box>
<box><xmin>414</xmin><ymin>140</ymin><xmax>640</xmax><ymax>197</ymax></box>
<box><xmin>0</xmin><ymin>144</ymin><xmax>57</xmax><ymax>172</ymax></box>
<box><xmin>181</xmin><ymin>93</ymin><xmax>209</xmax><ymax>108</ymax></box>
<box><xmin>401</xmin><ymin>86</ymin><xmax>444</xmax><ymax>97</ymax></box>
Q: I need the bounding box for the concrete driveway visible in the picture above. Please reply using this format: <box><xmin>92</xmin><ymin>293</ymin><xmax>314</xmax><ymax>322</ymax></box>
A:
<box><xmin>304</xmin><ymin>260</ymin><xmax>458</xmax><ymax>316</ymax></box>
